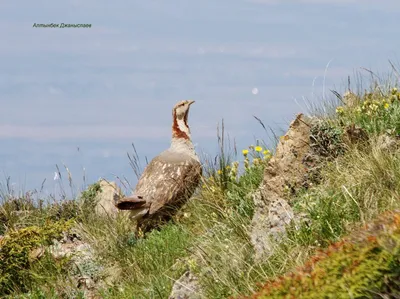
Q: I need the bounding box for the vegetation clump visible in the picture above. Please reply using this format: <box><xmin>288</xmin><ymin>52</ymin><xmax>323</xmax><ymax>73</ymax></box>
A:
<box><xmin>309</xmin><ymin>120</ymin><xmax>346</xmax><ymax>159</ymax></box>
<box><xmin>200</xmin><ymin>144</ymin><xmax>271</xmax><ymax>218</ymax></box>
<box><xmin>0</xmin><ymin>182</ymin><xmax>101</xmax><ymax>235</ymax></box>
<box><xmin>335</xmin><ymin>87</ymin><xmax>400</xmax><ymax>136</ymax></box>
<box><xmin>250</xmin><ymin>211</ymin><xmax>400</xmax><ymax>299</ymax></box>
<box><xmin>0</xmin><ymin>219</ymin><xmax>74</xmax><ymax>295</ymax></box>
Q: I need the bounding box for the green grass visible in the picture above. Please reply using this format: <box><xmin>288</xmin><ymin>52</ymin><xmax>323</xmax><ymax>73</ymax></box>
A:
<box><xmin>290</xmin><ymin>135</ymin><xmax>400</xmax><ymax>245</ymax></box>
<box><xmin>1</xmin><ymin>69</ymin><xmax>400</xmax><ymax>298</ymax></box>
<box><xmin>252</xmin><ymin>211</ymin><xmax>400</xmax><ymax>299</ymax></box>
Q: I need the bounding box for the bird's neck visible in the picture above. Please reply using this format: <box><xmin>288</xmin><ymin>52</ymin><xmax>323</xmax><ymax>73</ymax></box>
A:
<box><xmin>171</xmin><ymin>110</ymin><xmax>197</xmax><ymax>156</ymax></box>
<box><xmin>172</xmin><ymin>110</ymin><xmax>191</xmax><ymax>141</ymax></box>
<box><xmin>170</xmin><ymin>137</ymin><xmax>196</xmax><ymax>154</ymax></box>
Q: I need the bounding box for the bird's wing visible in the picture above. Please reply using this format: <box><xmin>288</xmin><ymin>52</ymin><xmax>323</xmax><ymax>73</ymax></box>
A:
<box><xmin>134</xmin><ymin>151</ymin><xmax>202</xmax><ymax>216</ymax></box>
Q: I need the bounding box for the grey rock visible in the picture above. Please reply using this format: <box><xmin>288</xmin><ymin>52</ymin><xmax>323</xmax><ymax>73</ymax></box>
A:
<box><xmin>376</xmin><ymin>133</ymin><xmax>400</xmax><ymax>152</ymax></box>
<box><xmin>95</xmin><ymin>179</ymin><xmax>124</xmax><ymax>218</ymax></box>
<box><xmin>169</xmin><ymin>271</ymin><xmax>204</xmax><ymax>299</ymax></box>
<box><xmin>49</xmin><ymin>230</ymin><xmax>120</xmax><ymax>298</ymax></box>
<box><xmin>343</xmin><ymin>91</ymin><xmax>360</xmax><ymax>108</ymax></box>
<box><xmin>250</xmin><ymin>188</ymin><xmax>294</xmax><ymax>261</ymax></box>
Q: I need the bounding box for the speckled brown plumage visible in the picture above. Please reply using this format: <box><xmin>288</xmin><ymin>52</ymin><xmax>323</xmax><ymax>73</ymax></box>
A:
<box><xmin>115</xmin><ymin>100</ymin><xmax>202</xmax><ymax>234</ymax></box>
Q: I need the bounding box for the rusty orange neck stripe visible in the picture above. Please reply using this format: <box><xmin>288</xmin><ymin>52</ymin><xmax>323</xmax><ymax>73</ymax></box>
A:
<box><xmin>172</xmin><ymin>109</ymin><xmax>190</xmax><ymax>140</ymax></box>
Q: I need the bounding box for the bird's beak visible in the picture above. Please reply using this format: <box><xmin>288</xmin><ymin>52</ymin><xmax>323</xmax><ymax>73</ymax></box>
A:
<box><xmin>188</xmin><ymin>100</ymin><xmax>195</xmax><ymax>106</ymax></box>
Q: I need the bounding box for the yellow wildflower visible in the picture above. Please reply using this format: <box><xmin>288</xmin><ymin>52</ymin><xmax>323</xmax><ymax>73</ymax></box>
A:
<box><xmin>244</xmin><ymin>158</ymin><xmax>249</xmax><ymax>169</ymax></box>
<box><xmin>263</xmin><ymin>150</ymin><xmax>270</xmax><ymax>156</ymax></box>
<box><xmin>384</xmin><ymin>102</ymin><xmax>390</xmax><ymax>109</ymax></box>
<box><xmin>137</xmin><ymin>228</ymin><xmax>144</xmax><ymax>238</ymax></box>
<box><xmin>255</xmin><ymin>146</ymin><xmax>263</xmax><ymax>152</ymax></box>
<box><xmin>226</xmin><ymin>165</ymin><xmax>231</xmax><ymax>170</ymax></box>
<box><xmin>263</xmin><ymin>154</ymin><xmax>271</xmax><ymax>160</ymax></box>
<box><xmin>242</xmin><ymin>149</ymin><xmax>249</xmax><ymax>156</ymax></box>
<box><xmin>335</xmin><ymin>106</ymin><xmax>344</xmax><ymax>114</ymax></box>
<box><xmin>230</xmin><ymin>165</ymin><xmax>238</xmax><ymax>180</ymax></box>
<box><xmin>230</xmin><ymin>165</ymin><xmax>238</xmax><ymax>179</ymax></box>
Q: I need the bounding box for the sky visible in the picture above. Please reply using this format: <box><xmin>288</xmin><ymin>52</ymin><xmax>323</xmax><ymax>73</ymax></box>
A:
<box><xmin>0</xmin><ymin>0</ymin><xmax>399</xmax><ymax>197</ymax></box>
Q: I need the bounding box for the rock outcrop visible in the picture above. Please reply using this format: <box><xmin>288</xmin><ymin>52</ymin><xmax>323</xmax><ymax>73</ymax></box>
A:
<box><xmin>343</xmin><ymin>90</ymin><xmax>360</xmax><ymax>108</ymax></box>
<box><xmin>49</xmin><ymin>230</ymin><xmax>120</xmax><ymax>299</ymax></box>
<box><xmin>250</xmin><ymin>113</ymin><xmax>312</xmax><ymax>261</ymax></box>
<box><xmin>94</xmin><ymin>179</ymin><xmax>124</xmax><ymax>218</ymax></box>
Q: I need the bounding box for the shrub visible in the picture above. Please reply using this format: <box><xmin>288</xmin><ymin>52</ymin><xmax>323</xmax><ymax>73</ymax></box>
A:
<box><xmin>0</xmin><ymin>219</ymin><xmax>73</xmax><ymax>295</ymax></box>
<box><xmin>309</xmin><ymin>120</ymin><xmax>346</xmax><ymax>159</ymax></box>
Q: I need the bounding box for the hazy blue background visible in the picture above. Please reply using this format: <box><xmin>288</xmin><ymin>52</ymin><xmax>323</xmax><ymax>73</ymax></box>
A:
<box><xmin>0</xmin><ymin>0</ymin><xmax>399</xmax><ymax>197</ymax></box>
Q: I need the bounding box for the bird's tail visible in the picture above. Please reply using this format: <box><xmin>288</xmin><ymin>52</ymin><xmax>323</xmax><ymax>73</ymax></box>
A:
<box><xmin>114</xmin><ymin>194</ymin><xmax>147</xmax><ymax>210</ymax></box>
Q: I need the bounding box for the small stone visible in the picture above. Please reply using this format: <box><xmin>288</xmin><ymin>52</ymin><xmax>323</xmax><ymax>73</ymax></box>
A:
<box><xmin>376</xmin><ymin>134</ymin><xmax>400</xmax><ymax>152</ymax></box>
<box><xmin>94</xmin><ymin>179</ymin><xmax>125</xmax><ymax>218</ymax></box>
<box><xmin>28</xmin><ymin>246</ymin><xmax>45</xmax><ymax>261</ymax></box>
<box><xmin>169</xmin><ymin>271</ymin><xmax>203</xmax><ymax>299</ymax></box>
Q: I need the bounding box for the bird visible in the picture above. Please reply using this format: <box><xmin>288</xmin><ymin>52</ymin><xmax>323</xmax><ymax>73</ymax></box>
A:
<box><xmin>114</xmin><ymin>100</ymin><xmax>202</xmax><ymax>235</ymax></box>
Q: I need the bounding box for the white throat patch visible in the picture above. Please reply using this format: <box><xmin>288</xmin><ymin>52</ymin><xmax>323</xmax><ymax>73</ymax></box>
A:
<box><xmin>177</xmin><ymin>118</ymin><xmax>191</xmax><ymax>138</ymax></box>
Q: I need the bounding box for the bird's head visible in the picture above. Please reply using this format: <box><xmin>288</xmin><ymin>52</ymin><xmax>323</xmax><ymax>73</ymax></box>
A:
<box><xmin>173</xmin><ymin>100</ymin><xmax>195</xmax><ymax>119</ymax></box>
<box><xmin>172</xmin><ymin>100</ymin><xmax>195</xmax><ymax>140</ymax></box>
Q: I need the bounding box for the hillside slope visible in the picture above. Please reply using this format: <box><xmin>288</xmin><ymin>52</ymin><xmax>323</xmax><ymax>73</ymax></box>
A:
<box><xmin>0</xmin><ymin>74</ymin><xmax>400</xmax><ymax>298</ymax></box>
